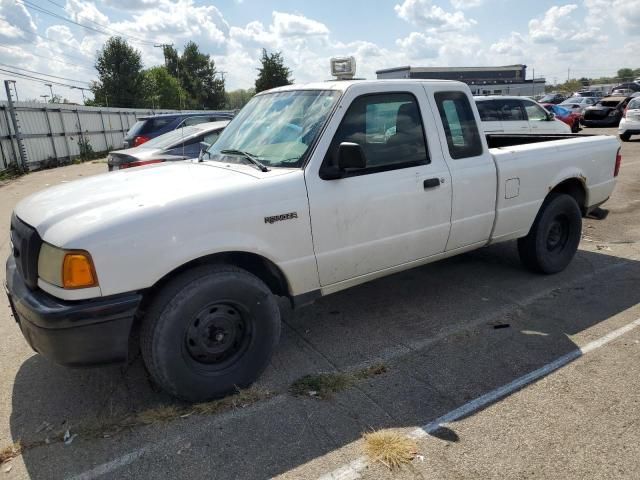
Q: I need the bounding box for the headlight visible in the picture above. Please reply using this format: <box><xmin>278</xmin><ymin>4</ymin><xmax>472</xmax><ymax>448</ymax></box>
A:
<box><xmin>608</xmin><ymin>110</ymin><xmax>619</xmax><ymax>117</ymax></box>
<box><xmin>38</xmin><ymin>243</ymin><xmax>98</xmax><ymax>289</ymax></box>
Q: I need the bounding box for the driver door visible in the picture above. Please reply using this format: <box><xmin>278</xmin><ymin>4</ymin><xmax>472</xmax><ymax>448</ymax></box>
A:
<box><xmin>304</xmin><ymin>86</ymin><xmax>452</xmax><ymax>289</ymax></box>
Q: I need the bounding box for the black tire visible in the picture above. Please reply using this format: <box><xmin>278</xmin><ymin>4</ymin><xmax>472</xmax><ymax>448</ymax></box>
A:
<box><xmin>517</xmin><ymin>193</ymin><xmax>582</xmax><ymax>274</ymax></box>
<box><xmin>571</xmin><ymin>121</ymin><xmax>579</xmax><ymax>133</ymax></box>
<box><xmin>140</xmin><ymin>264</ymin><xmax>280</xmax><ymax>402</ymax></box>
<box><xmin>620</xmin><ymin>133</ymin><xmax>631</xmax><ymax>142</ymax></box>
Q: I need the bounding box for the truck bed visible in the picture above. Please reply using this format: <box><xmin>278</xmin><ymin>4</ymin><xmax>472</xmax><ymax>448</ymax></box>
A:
<box><xmin>488</xmin><ymin>133</ymin><xmax>619</xmax><ymax>244</ymax></box>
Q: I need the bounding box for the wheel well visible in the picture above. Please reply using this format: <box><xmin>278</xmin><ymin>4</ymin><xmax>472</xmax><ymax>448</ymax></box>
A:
<box><xmin>550</xmin><ymin>178</ymin><xmax>587</xmax><ymax>215</ymax></box>
<box><xmin>136</xmin><ymin>252</ymin><xmax>291</xmax><ymax>318</ymax></box>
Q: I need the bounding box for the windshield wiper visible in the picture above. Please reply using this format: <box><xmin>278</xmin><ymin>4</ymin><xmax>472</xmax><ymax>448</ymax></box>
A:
<box><xmin>220</xmin><ymin>149</ymin><xmax>270</xmax><ymax>172</ymax></box>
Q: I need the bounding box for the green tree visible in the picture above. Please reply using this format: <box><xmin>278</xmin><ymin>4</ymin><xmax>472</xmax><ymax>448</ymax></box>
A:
<box><xmin>141</xmin><ymin>66</ymin><xmax>185</xmax><ymax>109</ymax></box>
<box><xmin>617</xmin><ymin>68</ymin><xmax>634</xmax><ymax>81</ymax></box>
<box><xmin>255</xmin><ymin>49</ymin><xmax>293</xmax><ymax>93</ymax></box>
<box><xmin>162</xmin><ymin>42</ymin><xmax>225</xmax><ymax>109</ymax></box>
<box><xmin>226</xmin><ymin>88</ymin><xmax>255</xmax><ymax>109</ymax></box>
<box><xmin>91</xmin><ymin>37</ymin><xmax>144</xmax><ymax>108</ymax></box>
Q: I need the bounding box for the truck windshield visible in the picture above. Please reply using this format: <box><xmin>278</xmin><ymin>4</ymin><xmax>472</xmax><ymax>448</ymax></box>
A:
<box><xmin>206</xmin><ymin>90</ymin><xmax>340</xmax><ymax>168</ymax></box>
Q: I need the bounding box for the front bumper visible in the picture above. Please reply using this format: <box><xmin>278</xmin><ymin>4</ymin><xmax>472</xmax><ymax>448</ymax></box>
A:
<box><xmin>5</xmin><ymin>256</ymin><xmax>142</xmax><ymax>367</ymax></box>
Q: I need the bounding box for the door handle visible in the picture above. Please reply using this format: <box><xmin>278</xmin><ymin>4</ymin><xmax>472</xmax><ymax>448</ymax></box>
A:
<box><xmin>423</xmin><ymin>178</ymin><xmax>441</xmax><ymax>189</ymax></box>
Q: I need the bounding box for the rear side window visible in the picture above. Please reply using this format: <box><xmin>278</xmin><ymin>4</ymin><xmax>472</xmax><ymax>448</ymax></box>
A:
<box><xmin>327</xmin><ymin>92</ymin><xmax>429</xmax><ymax>171</ymax></box>
<box><xmin>629</xmin><ymin>98</ymin><xmax>640</xmax><ymax>109</ymax></box>
<box><xmin>476</xmin><ymin>100</ymin><xmax>500</xmax><ymax>121</ymax></box>
<box><xmin>126</xmin><ymin>120</ymin><xmax>145</xmax><ymax>137</ymax></box>
<box><xmin>183</xmin><ymin>116</ymin><xmax>211</xmax><ymax>126</ymax></box>
<box><xmin>435</xmin><ymin>91</ymin><xmax>483</xmax><ymax>159</ymax></box>
<box><xmin>495</xmin><ymin>99</ymin><xmax>526</xmax><ymax>121</ymax></box>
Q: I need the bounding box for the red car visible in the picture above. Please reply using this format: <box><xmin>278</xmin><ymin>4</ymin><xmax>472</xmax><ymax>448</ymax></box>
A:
<box><xmin>542</xmin><ymin>103</ymin><xmax>581</xmax><ymax>133</ymax></box>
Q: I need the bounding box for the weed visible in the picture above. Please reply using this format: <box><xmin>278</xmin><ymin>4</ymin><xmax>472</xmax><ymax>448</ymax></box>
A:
<box><xmin>0</xmin><ymin>441</ymin><xmax>23</xmax><ymax>465</ymax></box>
<box><xmin>363</xmin><ymin>429</ymin><xmax>417</xmax><ymax>470</ymax></box>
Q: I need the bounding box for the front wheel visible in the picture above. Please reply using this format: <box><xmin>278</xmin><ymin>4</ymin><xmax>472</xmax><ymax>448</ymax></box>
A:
<box><xmin>620</xmin><ymin>133</ymin><xmax>631</xmax><ymax>142</ymax></box>
<box><xmin>140</xmin><ymin>264</ymin><xmax>281</xmax><ymax>402</ymax></box>
<box><xmin>571</xmin><ymin>121</ymin><xmax>579</xmax><ymax>133</ymax></box>
<box><xmin>518</xmin><ymin>193</ymin><xmax>582</xmax><ymax>274</ymax></box>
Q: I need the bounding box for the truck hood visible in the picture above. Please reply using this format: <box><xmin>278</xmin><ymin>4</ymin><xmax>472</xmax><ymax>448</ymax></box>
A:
<box><xmin>14</xmin><ymin>161</ymin><xmax>295</xmax><ymax>246</ymax></box>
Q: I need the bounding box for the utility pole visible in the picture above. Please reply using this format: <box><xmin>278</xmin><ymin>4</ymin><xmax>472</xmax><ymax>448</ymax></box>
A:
<box><xmin>44</xmin><ymin>83</ymin><xmax>54</xmax><ymax>99</ymax></box>
<box><xmin>567</xmin><ymin>68</ymin><xmax>570</xmax><ymax>82</ymax></box>
<box><xmin>532</xmin><ymin>67</ymin><xmax>535</xmax><ymax>96</ymax></box>
<box><xmin>154</xmin><ymin>43</ymin><xmax>174</xmax><ymax>68</ymax></box>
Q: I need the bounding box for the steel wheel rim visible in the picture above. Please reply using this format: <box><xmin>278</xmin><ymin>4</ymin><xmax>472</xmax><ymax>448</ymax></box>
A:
<box><xmin>184</xmin><ymin>302</ymin><xmax>252</xmax><ymax>369</ymax></box>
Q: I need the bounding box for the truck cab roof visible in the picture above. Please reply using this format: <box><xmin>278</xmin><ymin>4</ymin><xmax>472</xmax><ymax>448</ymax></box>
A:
<box><xmin>260</xmin><ymin>79</ymin><xmax>464</xmax><ymax>95</ymax></box>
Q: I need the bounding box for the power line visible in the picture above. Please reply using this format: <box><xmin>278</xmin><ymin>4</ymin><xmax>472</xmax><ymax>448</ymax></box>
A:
<box><xmin>0</xmin><ymin>67</ymin><xmax>90</xmax><ymax>90</ymax></box>
<box><xmin>45</xmin><ymin>0</ymin><xmax>65</xmax><ymax>8</ymax></box>
<box><xmin>19</xmin><ymin>0</ymin><xmax>160</xmax><ymax>47</ymax></box>
<box><xmin>0</xmin><ymin>62</ymin><xmax>91</xmax><ymax>84</ymax></box>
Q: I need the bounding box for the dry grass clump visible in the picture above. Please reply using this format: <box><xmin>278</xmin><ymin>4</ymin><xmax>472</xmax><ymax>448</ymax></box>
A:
<box><xmin>0</xmin><ymin>441</ymin><xmax>23</xmax><ymax>464</ymax></box>
<box><xmin>363</xmin><ymin>429</ymin><xmax>417</xmax><ymax>470</ymax></box>
<box><xmin>290</xmin><ymin>363</ymin><xmax>388</xmax><ymax>399</ymax></box>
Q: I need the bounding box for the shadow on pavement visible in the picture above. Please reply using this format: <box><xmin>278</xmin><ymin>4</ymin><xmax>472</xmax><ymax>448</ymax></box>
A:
<box><xmin>10</xmin><ymin>243</ymin><xmax>640</xmax><ymax>479</ymax></box>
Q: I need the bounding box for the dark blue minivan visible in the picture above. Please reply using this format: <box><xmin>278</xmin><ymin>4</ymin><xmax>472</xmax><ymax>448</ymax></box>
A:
<box><xmin>123</xmin><ymin>111</ymin><xmax>235</xmax><ymax>148</ymax></box>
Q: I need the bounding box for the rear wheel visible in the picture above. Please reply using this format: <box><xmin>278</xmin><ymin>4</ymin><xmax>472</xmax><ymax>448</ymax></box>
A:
<box><xmin>140</xmin><ymin>264</ymin><xmax>281</xmax><ymax>402</ymax></box>
<box><xmin>518</xmin><ymin>193</ymin><xmax>582</xmax><ymax>274</ymax></box>
<box><xmin>620</xmin><ymin>133</ymin><xmax>631</xmax><ymax>142</ymax></box>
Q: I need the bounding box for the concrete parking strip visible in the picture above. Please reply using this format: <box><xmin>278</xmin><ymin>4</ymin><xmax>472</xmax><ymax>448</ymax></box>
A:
<box><xmin>317</xmin><ymin>317</ymin><xmax>640</xmax><ymax>480</ymax></box>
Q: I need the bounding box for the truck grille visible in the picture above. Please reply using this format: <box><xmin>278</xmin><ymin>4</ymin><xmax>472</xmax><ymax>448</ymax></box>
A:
<box><xmin>10</xmin><ymin>214</ymin><xmax>42</xmax><ymax>289</ymax></box>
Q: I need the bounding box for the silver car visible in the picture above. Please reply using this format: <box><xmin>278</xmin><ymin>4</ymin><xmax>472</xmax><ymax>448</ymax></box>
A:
<box><xmin>107</xmin><ymin>121</ymin><xmax>229</xmax><ymax>171</ymax></box>
<box><xmin>560</xmin><ymin>97</ymin><xmax>599</xmax><ymax>115</ymax></box>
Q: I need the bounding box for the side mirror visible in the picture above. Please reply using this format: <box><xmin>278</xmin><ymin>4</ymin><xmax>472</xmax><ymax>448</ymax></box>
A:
<box><xmin>198</xmin><ymin>141</ymin><xmax>211</xmax><ymax>161</ymax></box>
<box><xmin>337</xmin><ymin>142</ymin><xmax>366</xmax><ymax>170</ymax></box>
<box><xmin>547</xmin><ymin>112</ymin><xmax>555</xmax><ymax>121</ymax></box>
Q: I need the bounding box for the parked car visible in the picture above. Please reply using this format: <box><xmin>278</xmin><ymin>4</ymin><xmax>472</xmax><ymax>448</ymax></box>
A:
<box><xmin>542</xmin><ymin>104</ymin><xmax>582</xmax><ymax>133</ymax></box>
<box><xmin>475</xmin><ymin>96</ymin><xmax>571</xmax><ymax>134</ymax></box>
<box><xmin>108</xmin><ymin>121</ymin><xmax>229</xmax><ymax>171</ymax></box>
<box><xmin>572</xmin><ymin>90</ymin><xmax>603</xmax><ymax>98</ymax></box>
<box><xmin>123</xmin><ymin>112</ymin><xmax>234</xmax><ymax>148</ymax></box>
<box><xmin>611</xmin><ymin>89</ymin><xmax>634</xmax><ymax>97</ymax></box>
<box><xmin>560</xmin><ymin>96</ymin><xmax>599</xmax><ymax>114</ymax></box>
<box><xmin>582</xmin><ymin>96</ymin><xmax>632</xmax><ymax>127</ymax></box>
<box><xmin>538</xmin><ymin>93</ymin><xmax>566</xmax><ymax>104</ymax></box>
<box><xmin>7</xmin><ymin>78</ymin><xmax>620</xmax><ymax>401</ymax></box>
<box><xmin>613</xmin><ymin>83</ymin><xmax>640</xmax><ymax>92</ymax></box>
<box><xmin>619</xmin><ymin>96</ymin><xmax>640</xmax><ymax>141</ymax></box>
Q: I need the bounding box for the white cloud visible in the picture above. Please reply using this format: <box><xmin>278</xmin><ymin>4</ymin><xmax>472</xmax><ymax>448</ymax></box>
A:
<box><xmin>528</xmin><ymin>4</ymin><xmax>605</xmax><ymax>53</ymax></box>
<box><xmin>450</xmin><ymin>0</ymin><xmax>482</xmax><ymax>9</ymax></box>
<box><xmin>271</xmin><ymin>11</ymin><xmax>329</xmax><ymax>38</ymax></box>
<box><xmin>65</xmin><ymin>0</ymin><xmax>110</xmax><ymax>29</ymax></box>
<box><xmin>394</xmin><ymin>0</ymin><xmax>476</xmax><ymax>32</ymax></box>
<box><xmin>0</xmin><ymin>0</ymin><xmax>37</xmax><ymax>45</ymax></box>
<box><xmin>395</xmin><ymin>32</ymin><xmax>441</xmax><ymax>59</ymax></box>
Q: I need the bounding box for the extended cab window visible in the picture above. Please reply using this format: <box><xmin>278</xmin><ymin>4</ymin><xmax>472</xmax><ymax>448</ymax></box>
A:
<box><xmin>326</xmin><ymin>93</ymin><xmax>429</xmax><ymax>172</ymax></box>
<box><xmin>523</xmin><ymin>101</ymin><xmax>548</xmax><ymax>121</ymax></box>
<box><xmin>435</xmin><ymin>91</ymin><xmax>483</xmax><ymax>159</ymax></box>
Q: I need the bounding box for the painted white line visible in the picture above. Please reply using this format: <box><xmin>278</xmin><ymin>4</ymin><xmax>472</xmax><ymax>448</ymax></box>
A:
<box><xmin>66</xmin><ymin>446</ymin><xmax>150</xmax><ymax>480</ymax></box>
<box><xmin>318</xmin><ymin>317</ymin><xmax>640</xmax><ymax>480</ymax></box>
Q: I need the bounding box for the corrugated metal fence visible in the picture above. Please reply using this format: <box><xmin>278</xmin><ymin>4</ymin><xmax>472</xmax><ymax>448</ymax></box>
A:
<box><xmin>0</xmin><ymin>102</ymin><xmax>177</xmax><ymax>171</ymax></box>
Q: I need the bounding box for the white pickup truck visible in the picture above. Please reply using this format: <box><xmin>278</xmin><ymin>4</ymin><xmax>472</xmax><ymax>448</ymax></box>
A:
<box><xmin>6</xmin><ymin>79</ymin><xmax>621</xmax><ymax>401</ymax></box>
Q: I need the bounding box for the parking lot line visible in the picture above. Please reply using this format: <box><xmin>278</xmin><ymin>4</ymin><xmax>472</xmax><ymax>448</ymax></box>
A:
<box><xmin>318</xmin><ymin>317</ymin><xmax>640</xmax><ymax>480</ymax></box>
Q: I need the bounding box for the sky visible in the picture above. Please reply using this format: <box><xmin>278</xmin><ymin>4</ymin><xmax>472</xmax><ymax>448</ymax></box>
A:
<box><xmin>0</xmin><ymin>0</ymin><xmax>639</xmax><ymax>104</ymax></box>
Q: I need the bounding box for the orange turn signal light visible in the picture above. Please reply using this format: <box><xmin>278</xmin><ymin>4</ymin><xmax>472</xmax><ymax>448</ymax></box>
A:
<box><xmin>62</xmin><ymin>252</ymin><xmax>98</xmax><ymax>289</ymax></box>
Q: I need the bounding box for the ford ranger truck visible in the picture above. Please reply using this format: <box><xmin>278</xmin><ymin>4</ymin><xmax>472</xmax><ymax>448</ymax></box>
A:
<box><xmin>6</xmin><ymin>80</ymin><xmax>621</xmax><ymax>401</ymax></box>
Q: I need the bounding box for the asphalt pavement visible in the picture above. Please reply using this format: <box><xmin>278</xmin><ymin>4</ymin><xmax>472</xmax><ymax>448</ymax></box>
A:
<box><xmin>1</xmin><ymin>129</ymin><xmax>639</xmax><ymax>479</ymax></box>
